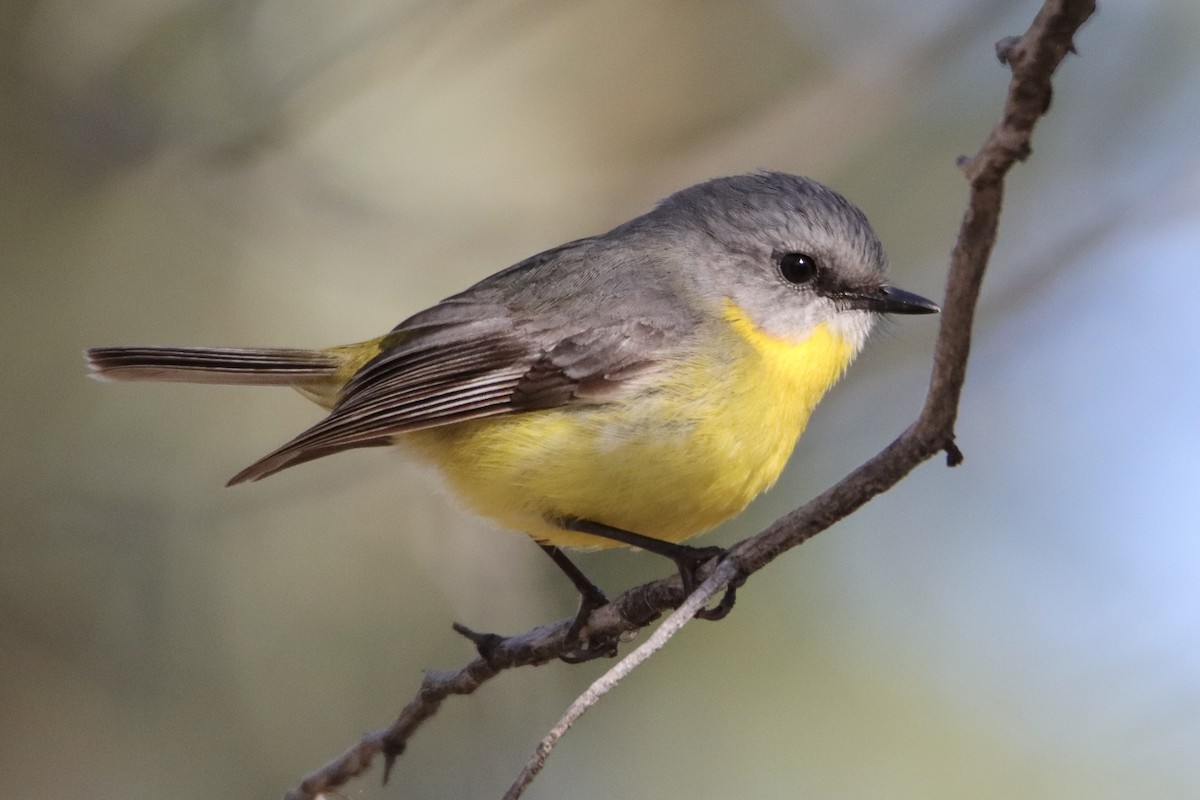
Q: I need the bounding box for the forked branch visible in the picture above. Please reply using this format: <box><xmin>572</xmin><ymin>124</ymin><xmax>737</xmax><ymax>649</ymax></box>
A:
<box><xmin>284</xmin><ymin>2</ymin><xmax>1096</xmax><ymax>797</ymax></box>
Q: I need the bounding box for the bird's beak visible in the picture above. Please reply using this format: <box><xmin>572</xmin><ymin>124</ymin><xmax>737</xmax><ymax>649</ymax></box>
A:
<box><xmin>850</xmin><ymin>285</ymin><xmax>940</xmax><ymax>315</ymax></box>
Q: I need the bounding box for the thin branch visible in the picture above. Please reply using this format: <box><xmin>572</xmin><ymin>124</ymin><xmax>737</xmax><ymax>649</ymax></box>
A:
<box><xmin>501</xmin><ymin>560</ymin><xmax>739</xmax><ymax>800</ymax></box>
<box><xmin>282</xmin><ymin>2</ymin><xmax>1095</xmax><ymax>798</ymax></box>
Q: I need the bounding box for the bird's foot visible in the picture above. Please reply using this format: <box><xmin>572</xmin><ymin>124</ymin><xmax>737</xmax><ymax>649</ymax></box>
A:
<box><xmin>671</xmin><ymin>545</ymin><xmax>743</xmax><ymax>621</ymax></box>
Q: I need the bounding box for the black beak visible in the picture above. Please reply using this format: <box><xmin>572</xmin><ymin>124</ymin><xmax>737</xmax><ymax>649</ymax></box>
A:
<box><xmin>849</xmin><ymin>285</ymin><xmax>940</xmax><ymax>315</ymax></box>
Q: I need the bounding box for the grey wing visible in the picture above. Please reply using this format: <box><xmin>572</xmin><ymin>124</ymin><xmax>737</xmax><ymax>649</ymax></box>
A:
<box><xmin>226</xmin><ymin>305</ymin><xmax>682</xmax><ymax>485</ymax></box>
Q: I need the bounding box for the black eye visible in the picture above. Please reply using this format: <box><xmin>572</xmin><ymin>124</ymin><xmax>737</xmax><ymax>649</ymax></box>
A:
<box><xmin>778</xmin><ymin>252</ymin><xmax>818</xmax><ymax>284</ymax></box>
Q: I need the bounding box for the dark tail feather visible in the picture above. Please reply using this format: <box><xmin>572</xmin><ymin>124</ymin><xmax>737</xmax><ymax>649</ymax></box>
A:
<box><xmin>85</xmin><ymin>346</ymin><xmax>339</xmax><ymax>386</ymax></box>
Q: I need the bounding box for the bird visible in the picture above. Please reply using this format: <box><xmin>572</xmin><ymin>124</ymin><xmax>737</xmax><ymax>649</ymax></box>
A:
<box><xmin>87</xmin><ymin>171</ymin><xmax>938</xmax><ymax>643</ymax></box>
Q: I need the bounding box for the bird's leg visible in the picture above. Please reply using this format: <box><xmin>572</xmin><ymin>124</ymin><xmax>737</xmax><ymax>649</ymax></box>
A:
<box><xmin>538</xmin><ymin>545</ymin><xmax>619</xmax><ymax>662</ymax></box>
<box><xmin>540</xmin><ymin>545</ymin><xmax>609</xmax><ymax>639</ymax></box>
<box><xmin>454</xmin><ymin>544</ymin><xmax>618</xmax><ymax>665</ymax></box>
<box><xmin>558</xmin><ymin>517</ymin><xmax>738</xmax><ymax>621</ymax></box>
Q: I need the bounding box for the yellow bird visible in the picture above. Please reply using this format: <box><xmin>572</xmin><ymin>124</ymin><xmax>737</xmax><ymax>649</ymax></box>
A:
<box><xmin>88</xmin><ymin>172</ymin><xmax>937</xmax><ymax>635</ymax></box>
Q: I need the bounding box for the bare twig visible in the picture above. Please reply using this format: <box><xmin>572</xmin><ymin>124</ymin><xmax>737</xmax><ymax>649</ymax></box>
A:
<box><xmin>501</xmin><ymin>560</ymin><xmax>739</xmax><ymax>800</ymax></box>
<box><xmin>283</xmin><ymin>2</ymin><xmax>1095</xmax><ymax>798</ymax></box>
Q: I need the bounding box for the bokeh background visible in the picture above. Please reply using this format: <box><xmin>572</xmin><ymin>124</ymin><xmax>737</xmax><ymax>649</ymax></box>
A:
<box><xmin>3</xmin><ymin>1</ymin><xmax>1198</xmax><ymax>798</ymax></box>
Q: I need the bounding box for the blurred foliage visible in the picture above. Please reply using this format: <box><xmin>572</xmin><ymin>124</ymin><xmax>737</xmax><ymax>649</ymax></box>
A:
<box><xmin>2</xmin><ymin>1</ymin><xmax>1198</xmax><ymax>798</ymax></box>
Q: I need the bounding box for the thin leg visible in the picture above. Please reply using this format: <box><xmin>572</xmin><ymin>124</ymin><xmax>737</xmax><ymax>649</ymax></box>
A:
<box><xmin>453</xmin><ymin>545</ymin><xmax>616</xmax><ymax>666</ymax></box>
<box><xmin>540</xmin><ymin>544</ymin><xmax>608</xmax><ymax>611</ymax></box>
<box><xmin>538</xmin><ymin>545</ymin><xmax>617</xmax><ymax>662</ymax></box>
<box><xmin>557</xmin><ymin>517</ymin><xmax>737</xmax><ymax>621</ymax></box>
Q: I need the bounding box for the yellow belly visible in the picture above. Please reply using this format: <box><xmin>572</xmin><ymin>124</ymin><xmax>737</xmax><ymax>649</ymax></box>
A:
<box><xmin>404</xmin><ymin>306</ymin><xmax>856</xmax><ymax>549</ymax></box>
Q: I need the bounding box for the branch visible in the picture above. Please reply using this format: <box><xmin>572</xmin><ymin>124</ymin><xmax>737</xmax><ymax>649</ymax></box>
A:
<box><xmin>283</xmin><ymin>2</ymin><xmax>1095</xmax><ymax>797</ymax></box>
<box><xmin>502</xmin><ymin>560</ymin><xmax>740</xmax><ymax>800</ymax></box>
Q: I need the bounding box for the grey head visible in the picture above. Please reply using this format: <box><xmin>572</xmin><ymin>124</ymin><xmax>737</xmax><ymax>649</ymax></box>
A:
<box><xmin>616</xmin><ymin>171</ymin><xmax>938</xmax><ymax>351</ymax></box>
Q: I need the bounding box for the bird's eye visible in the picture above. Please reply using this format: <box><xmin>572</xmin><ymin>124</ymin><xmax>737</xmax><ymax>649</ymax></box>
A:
<box><xmin>778</xmin><ymin>252</ymin><xmax>818</xmax><ymax>284</ymax></box>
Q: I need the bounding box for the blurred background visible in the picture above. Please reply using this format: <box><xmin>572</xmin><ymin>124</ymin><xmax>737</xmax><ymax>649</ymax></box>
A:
<box><xmin>3</xmin><ymin>0</ymin><xmax>1198</xmax><ymax>798</ymax></box>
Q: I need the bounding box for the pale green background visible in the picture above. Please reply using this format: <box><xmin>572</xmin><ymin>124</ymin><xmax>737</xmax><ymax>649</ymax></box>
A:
<box><xmin>3</xmin><ymin>1</ymin><xmax>1198</xmax><ymax>798</ymax></box>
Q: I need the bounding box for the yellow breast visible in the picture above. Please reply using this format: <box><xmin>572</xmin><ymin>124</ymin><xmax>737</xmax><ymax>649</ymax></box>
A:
<box><xmin>405</xmin><ymin>302</ymin><xmax>857</xmax><ymax>549</ymax></box>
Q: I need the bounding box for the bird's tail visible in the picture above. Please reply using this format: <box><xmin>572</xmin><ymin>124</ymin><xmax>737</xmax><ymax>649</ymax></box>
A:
<box><xmin>85</xmin><ymin>346</ymin><xmax>340</xmax><ymax>386</ymax></box>
<box><xmin>86</xmin><ymin>337</ymin><xmax>392</xmax><ymax>411</ymax></box>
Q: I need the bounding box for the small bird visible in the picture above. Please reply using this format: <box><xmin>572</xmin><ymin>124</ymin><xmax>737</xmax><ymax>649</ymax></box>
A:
<box><xmin>88</xmin><ymin>172</ymin><xmax>937</xmax><ymax>637</ymax></box>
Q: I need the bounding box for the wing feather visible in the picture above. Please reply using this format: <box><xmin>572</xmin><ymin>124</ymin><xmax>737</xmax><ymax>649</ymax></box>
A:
<box><xmin>229</xmin><ymin>240</ymin><xmax>693</xmax><ymax>484</ymax></box>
